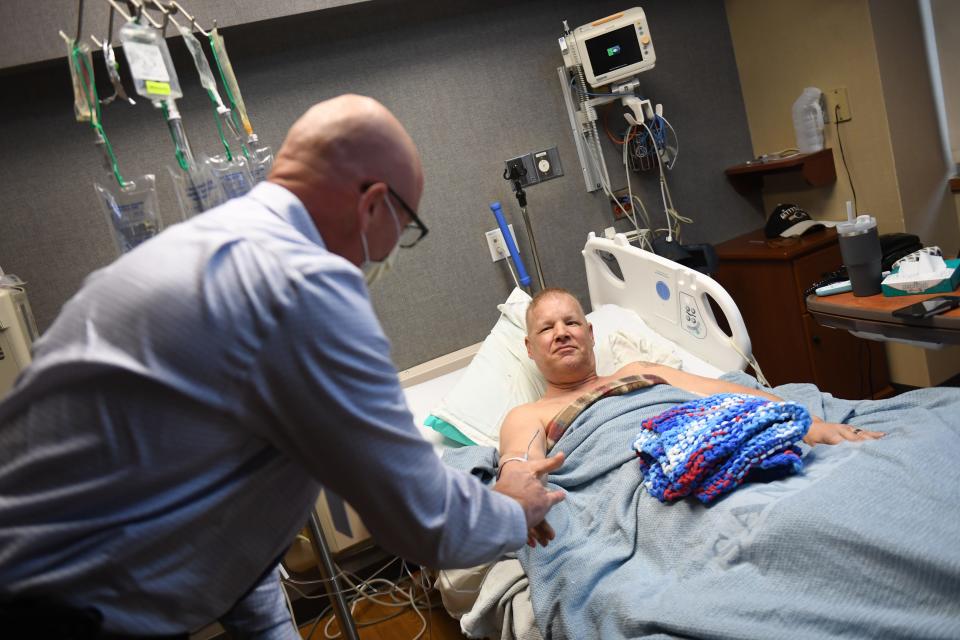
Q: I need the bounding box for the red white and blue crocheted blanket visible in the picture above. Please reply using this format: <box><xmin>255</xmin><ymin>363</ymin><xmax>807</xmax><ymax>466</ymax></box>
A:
<box><xmin>633</xmin><ymin>393</ymin><xmax>810</xmax><ymax>504</ymax></box>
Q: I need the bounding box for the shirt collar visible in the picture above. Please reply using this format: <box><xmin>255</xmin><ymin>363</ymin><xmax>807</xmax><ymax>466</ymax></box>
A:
<box><xmin>248</xmin><ymin>181</ymin><xmax>326</xmax><ymax>249</ymax></box>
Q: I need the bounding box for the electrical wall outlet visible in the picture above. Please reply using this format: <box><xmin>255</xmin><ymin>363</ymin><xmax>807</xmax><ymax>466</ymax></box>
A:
<box><xmin>826</xmin><ymin>87</ymin><xmax>852</xmax><ymax>123</ymax></box>
<box><xmin>485</xmin><ymin>225</ymin><xmax>517</xmax><ymax>262</ymax></box>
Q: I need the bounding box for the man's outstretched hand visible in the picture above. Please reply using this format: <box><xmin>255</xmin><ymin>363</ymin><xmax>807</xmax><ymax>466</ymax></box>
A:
<box><xmin>804</xmin><ymin>422</ymin><xmax>884</xmax><ymax>446</ymax></box>
<box><xmin>494</xmin><ymin>453</ymin><xmax>566</xmax><ymax>547</ymax></box>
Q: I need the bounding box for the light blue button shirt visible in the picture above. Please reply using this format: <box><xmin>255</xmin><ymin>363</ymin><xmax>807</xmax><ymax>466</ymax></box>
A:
<box><xmin>0</xmin><ymin>182</ymin><xmax>526</xmax><ymax>634</ymax></box>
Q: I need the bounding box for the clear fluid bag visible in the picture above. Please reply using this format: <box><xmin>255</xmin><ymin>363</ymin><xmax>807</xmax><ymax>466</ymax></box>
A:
<box><xmin>120</xmin><ymin>21</ymin><xmax>182</xmax><ymax>103</ymax></box>
<box><xmin>94</xmin><ymin>175</ymin><xmax>162</xmax><ymax>255</ymax></box>
<box><xmin>249</xmin><ymin>140</ymin><xmax>274</xmax><ymax>184</ymax></box>
<box><xmin>202</xmin><ymin>153</ymin><xmax>254</xmax><ymax>200</ymax></box>
<box><xmin>168</xmin><ymin>164</ymin><xmax>226</xmax><ymax>219</ymax></box>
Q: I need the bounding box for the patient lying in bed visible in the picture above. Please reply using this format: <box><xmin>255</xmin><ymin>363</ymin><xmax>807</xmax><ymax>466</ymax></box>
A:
<box><xmin>440</xmin><ymin>288</ymin><xmax>959</xmax><ymax>640</ymax></box>
<box><xmin>499</xmin><ymin>288</ymin><xmax>884</xmax><ymax>545</ymax></box>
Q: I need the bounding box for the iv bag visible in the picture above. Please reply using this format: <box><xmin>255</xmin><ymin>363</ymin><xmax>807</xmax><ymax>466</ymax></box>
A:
<box><xmin>168</xmin><ymin>164</ymin><xmax>225</xmax><ymax>219</ymax></box>
<box><xmin>67</xmin><ymin>40</ymin><xmax>96</xmax><ymax>123</ymax></box>
<box><xmin>101</xmin><ymin>41</ymin><xmax>135</xmax><ymax>106</ymax></box>
<box><xmin>210</xmin><ymin>28</ymin><xmax>253</xmax><ymax>135</ymax></box>
<box><xmin>202</xmin><ymin>153</ymin><xmax>254</xmax><ymax>200</ymax></box>
<box><xmin>95</xmin><ymin>175</ymin><xmax>162</xmax><ymax>255</ymax></box>
<box><xmin>178</xmin><ymin>24</ymin><xmax>223</xmax><ymax>107</ymax></box>
<box><xmin>120</xmin><ymin>21</ymin><xmax>182</xmax><ymax>103</ymax></box>
<box><xmin>249</xmin><ymin>141</ymin><xmax>274</xmax><ymax>184</ymax></box>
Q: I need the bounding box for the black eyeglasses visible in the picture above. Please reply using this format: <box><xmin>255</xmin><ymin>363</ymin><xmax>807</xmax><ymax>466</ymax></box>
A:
<box><xmin>361</xmin><ymin>182</ymin><xmax>429</xmax><ymax>249</ymax></box>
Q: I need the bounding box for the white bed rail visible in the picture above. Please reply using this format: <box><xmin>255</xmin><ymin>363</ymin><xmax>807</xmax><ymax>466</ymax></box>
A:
<box><xmin>583</xmin><ymin>233</ymin><xmax>751</xmax><ymax>373</ymax></box>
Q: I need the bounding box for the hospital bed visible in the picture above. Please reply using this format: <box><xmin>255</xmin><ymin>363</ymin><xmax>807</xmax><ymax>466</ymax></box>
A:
<box><xmin>401</xmin><ymin>232</ymin><xmax>753</xmax><ymax>637</ymax></box>
<box><xmin>399</xmin><ymin>233</ymin><xmax>960</xmax><ymax>640</ymax></box>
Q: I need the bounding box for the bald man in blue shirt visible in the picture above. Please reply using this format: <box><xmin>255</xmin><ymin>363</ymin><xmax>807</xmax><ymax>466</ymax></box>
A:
<box><xmin>0</xmin><ymin>95</ymin><xmax>564</xmax><ymax>638</ymax></box>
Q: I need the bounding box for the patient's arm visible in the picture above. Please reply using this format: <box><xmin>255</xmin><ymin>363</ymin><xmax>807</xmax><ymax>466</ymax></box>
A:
<box><xmin>623</xmin><ymin>362</ymin><xmax>885</xmax><ymax>446</ymax></box>
<box><xmin>499</xmin><ymin>404</ymin><xmax>548</xmax><ymax>463</ymax></box>
<box><xmin>499</xmin><ymin>405</ymin><xmax>557</xmax><ymax>547</ymax></box>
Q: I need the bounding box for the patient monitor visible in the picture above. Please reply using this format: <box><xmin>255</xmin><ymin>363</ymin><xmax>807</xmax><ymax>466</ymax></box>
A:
<box><xmin>568</xmin><ymin>7</ymin><xmax>656</xmax><ymax>88</ymax></box>
<box><xmin>558</xmin><ymin>7</ymin><xmax>664</xmax><ymax>193</ymax></box>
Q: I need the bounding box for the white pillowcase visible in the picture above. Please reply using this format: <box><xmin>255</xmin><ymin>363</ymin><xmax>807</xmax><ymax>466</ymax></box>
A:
<box><xmin>425</xmin><ymin>288</ymin><xmax>685</xmax><ymax>447</ymax></box>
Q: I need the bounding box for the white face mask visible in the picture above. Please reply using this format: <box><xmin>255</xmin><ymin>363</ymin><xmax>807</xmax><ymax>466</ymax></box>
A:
<box><xmin>361</xmin><ymin>198</ymin><xmax>402</xmax><ymax>287</ymax></box>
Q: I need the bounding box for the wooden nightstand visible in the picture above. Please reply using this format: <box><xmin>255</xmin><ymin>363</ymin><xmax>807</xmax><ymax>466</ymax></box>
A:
<box><xmin>713</xmin><ymin>228</ymin><xmax>892</xmax><ymax>399</ymax></box>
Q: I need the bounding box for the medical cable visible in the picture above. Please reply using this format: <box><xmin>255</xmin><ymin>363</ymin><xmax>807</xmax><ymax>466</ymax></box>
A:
<box><xmin>285</xmin><ymin>555</ymin><xmax>397</xmax><ymax>589</ymax></box>
<box><xmin>281</xmin><ymin>578</ymin><xmax>298</xmax><ymax>631</ymax></box>
<box><xmin>503</xmin><ymin>253</ymin><xmax>520</xmax><ymax>289</ymax></box>
<box><xmin>436</xmin><ymin>563</ymin><xmax>497</xmax><ymax>596</ymax></box>
<box><xmin>727</xmin><ymin>338</ymin><xmax>770</xmax><ymax>388</ymax></box>
<box><xmin>325</xmin><ymin>568</ymin><xmax>434</xmax><ymax>639</ymax></box>
<box><xmin>622</xmin><ymin>124</ymin><xmax>655</xmax><ymax>251</ymax></box>
<box><xmin>285</xmin><ymin>554</ymin><xmax>436</xmax><ymax>639</ymax></box>
<box><xmin>834</xmin><ymin>104</ymin><xmax>858</xmax><ymax>214</ymax></box>
<box><xmin>639</xmin><ymin>119</ymin><xmax>672</xmax><ymax>239</ymax></box>
<box><xmin>658</xmin><ymin>114</ymin><xmax>679</xmax><ymax>170</ymax></box>
<box><xmin>639</xmin><ymin>119</ymin><xmax>690</xmax><ymax>242</ymax></box>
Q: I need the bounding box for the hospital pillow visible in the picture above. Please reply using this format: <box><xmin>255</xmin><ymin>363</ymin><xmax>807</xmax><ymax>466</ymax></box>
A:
<box><xmin>424</xmin><ymin>288</ymin><xmax>683</xmax><ymax>447</ymax></box>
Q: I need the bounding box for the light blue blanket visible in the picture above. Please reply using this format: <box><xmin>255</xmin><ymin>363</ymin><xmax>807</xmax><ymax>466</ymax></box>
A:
<box><xmin>444</xmin><ymin>374</ymin><xmax>960</xmax><ymax>639</ymax></box>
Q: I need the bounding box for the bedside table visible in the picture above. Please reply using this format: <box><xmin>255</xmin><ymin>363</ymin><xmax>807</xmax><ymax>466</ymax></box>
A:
<box><xmin>713</xmin><ymin>228</ymin><xmax>892</xmax><ymax>399</ymax></box>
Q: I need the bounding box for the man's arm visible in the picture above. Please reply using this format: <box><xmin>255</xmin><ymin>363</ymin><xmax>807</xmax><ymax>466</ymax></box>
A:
<box><xmin>246</xmin><ymin>264</ymin><xmax>563</xmax><ymax>567</ymax></box>
<box><xmin>623</xmin><ymin>362</ymin><xmax>884</xmax><ymax>446</ymax></box>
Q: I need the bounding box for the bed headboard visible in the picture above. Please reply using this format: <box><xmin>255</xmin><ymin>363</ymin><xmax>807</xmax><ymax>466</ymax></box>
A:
<box><xmin>582</xmin><ymin>233</ymin><xmax>751</xmax><ymax>372</ymax></box>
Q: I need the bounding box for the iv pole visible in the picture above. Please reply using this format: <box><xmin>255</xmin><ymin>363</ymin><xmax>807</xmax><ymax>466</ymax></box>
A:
<box><xmin>504</xmin><ymin>164</ymin><xmax>547</xmax><ymax>291</ymax></box>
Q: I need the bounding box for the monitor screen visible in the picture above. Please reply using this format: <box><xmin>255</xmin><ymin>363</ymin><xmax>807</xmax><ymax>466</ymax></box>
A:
<box><xmin>584</xmin><ymin>24</ymin><xmax>644</xmax><ymax>78</ymax></box>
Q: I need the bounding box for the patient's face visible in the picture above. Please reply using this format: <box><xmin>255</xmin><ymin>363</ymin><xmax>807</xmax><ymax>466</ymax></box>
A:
<box><xmin>525</xmin><ymin>293</ymin><xmax>596</xmax><ymax>382</ymax></box>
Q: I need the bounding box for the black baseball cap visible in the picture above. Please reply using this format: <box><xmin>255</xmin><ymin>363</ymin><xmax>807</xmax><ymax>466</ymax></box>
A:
<box><xmin>764</xmin><ymin>204</ymin><xmax>837</xmax><ymax>239</ymax></box>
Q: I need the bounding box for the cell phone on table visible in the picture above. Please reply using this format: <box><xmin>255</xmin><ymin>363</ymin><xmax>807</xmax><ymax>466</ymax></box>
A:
<box><xmin>891</xmin><ymin>296</ymin><xmax>960</xmax><ymax>320</ymax></box>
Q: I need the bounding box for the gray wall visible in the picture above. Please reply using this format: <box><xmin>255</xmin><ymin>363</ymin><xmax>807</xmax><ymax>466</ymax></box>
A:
<box><xmin>0</xmin><ymin>0</ymin><xmax>371</xmax><ymax>69</ymax></box>
<box><xmin>0</xmin><ymin>0</ymin><xmax>762</xmax><ymax>371</ymax></box>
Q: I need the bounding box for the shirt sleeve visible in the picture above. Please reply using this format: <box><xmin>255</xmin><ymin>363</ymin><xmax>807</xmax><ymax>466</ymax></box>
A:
<box><xmin>243</xmin><ymin>260</ymin><xmax>527</xmax><ymax>568</ymax></box>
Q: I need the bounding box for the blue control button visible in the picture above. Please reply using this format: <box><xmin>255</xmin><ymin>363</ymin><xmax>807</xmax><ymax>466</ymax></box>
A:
<box><xmin>656</xmin><ymin>281</ymin><xmax>670</xmax><ymax>300</ymax></box>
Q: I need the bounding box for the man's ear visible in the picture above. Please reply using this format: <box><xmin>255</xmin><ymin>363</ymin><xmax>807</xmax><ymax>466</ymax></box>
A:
<box><xmin>356</xmin><ymin>182</ymin><xmax>388</xmax><ymax>234</ymax></box>
<box><xmin>525</xmin><ymin>335</ymin><xmax>533</xmax><ymax>359</ymax></box>
<box><xmin>589</xmin><ymin>322</ymin><xmax>595</xmax><ymax>345</ymax></box>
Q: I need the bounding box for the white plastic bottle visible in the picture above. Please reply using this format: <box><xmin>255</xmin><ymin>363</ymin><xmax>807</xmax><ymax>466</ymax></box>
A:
<box><xmin>792</xmin><ymin>87</ymin><xmax>825</xmax><ymax>154</ymax></box>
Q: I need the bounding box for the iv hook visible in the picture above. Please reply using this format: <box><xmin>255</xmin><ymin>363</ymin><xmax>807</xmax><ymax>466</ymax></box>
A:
<box><xmin>75</xmin><ymin>0</ymin><xmax>85</xmax><ymax>42</ymax></box>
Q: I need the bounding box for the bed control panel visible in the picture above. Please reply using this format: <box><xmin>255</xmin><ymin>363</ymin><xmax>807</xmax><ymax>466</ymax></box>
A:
<box><xmin>679</xmin><ymin>291</ymin><xmax>706</xmax><ymax>339</ymax></box>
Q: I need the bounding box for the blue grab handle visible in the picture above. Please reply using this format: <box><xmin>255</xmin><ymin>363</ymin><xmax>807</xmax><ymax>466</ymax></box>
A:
<box><xmin>489</xmin><ymin>201</ymin><xmax>531</xmax><ymax>287</ymax></box>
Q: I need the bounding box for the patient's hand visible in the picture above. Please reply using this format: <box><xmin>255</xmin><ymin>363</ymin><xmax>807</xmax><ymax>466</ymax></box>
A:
<box><xmin>527</xmin><ymin>520</ymin><xmax>556</xmax><ymax>548</ymax></box>
<box><xmin>495</xmin><ymin>454</ymin><xmax>566</xmax><ymax>546</ymax></box>
<box><xmin>803</xmin><ymin>421</ymin><xmax>885</xmax><ymax>446</ymax></box>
